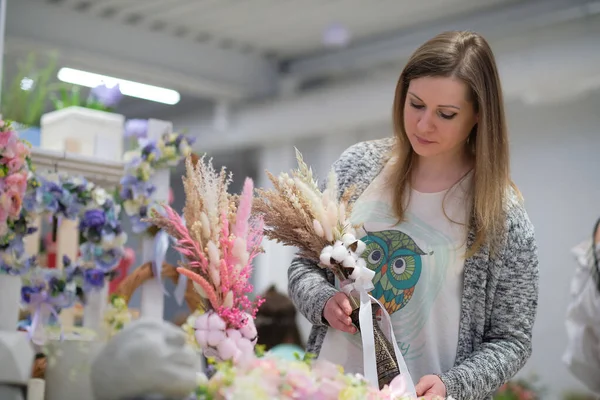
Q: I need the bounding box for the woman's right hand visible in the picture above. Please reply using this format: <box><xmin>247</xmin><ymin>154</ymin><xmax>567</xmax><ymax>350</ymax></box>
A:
<box><xmin>323</xmin><ymin>292</ymin><xmax>357</xmax><ymax>334</ymax></box>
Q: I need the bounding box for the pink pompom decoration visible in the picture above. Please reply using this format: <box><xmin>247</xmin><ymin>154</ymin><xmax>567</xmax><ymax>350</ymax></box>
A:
<box><xmin>194</xmin><ymin>310</ymin><xmax>258</xmax><ymax>365</ymax></box>
<box><xmin>239</xmin><ymin>316</ymin><xmax>257</xmax><ymax>341</ymax></box>
<box><xmin>217</xmin><ymin>337</ymin><xmax>238</xmax><ymax>360</ymax></box>
<box><xmin>208</xmin><ymin>313</ymin><xmax>227</xmax><ymax>331</ymax></box>
<box><xmin>195</xmin><ymin>313</ymin><xmax>209</xmax><ymax>331</ymax></box>
<box><xmin>236</xmin><ymin>337</ymin><xmax>254</xmax><ymax>356</ymax></box>
<box><xmin>195</xmin><ymin>329</ymin><xmax>208</xmax><ymax>348</ymax></box>
<box><xmin>207</xmin><ymin>330</ymin><xmax>226</xmax><ymax>347</ymax></box>
<box><xmin>226</xmin><ymin>329</ymin><xmax>242</xmax><ymax>342</ymax></box>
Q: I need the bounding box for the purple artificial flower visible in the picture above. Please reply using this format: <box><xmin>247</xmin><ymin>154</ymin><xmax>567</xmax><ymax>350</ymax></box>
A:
<box><xmin>140</xmin><ymin>139</ymin><xmax>161</xmax><ymax>160</ymax></box>
<box><xmin>95</xmin><ymin>248</ymin><xmax>122</xmax><ymax>272</ymax></box>
<box><xmin>81</xmin><ymin>209</ymin><xmax>106</xmax><ymax>229</ymax></box>
<box><xmin>124</xmin><ymin>119</ymin><xmax>148</xmax><ymax>139</ymax></box>
<box><xmin>91</xmin><ymin>83</ymin><xmax>123</xmax><ymax>109</ymax></box>
<box><xmin>84</xmin><ymin>268</ymin><xmax>105</xmax><ymax>289</ymax></box>
<box><xmin>21</xmin><ymin>285</ymin><xmax>42</xmax><ymax>304</ymax></box>
<box><xmin>184</xmin><ymin>135</ymin><xmax>196</xmax><ymax>146</ymax></box>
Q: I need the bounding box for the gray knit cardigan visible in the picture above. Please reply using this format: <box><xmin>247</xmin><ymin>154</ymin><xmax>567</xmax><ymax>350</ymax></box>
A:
<box><xmin>288</xmin><ymin>137</ymin><xmax>539</xmax><ymax>400</ymax></box>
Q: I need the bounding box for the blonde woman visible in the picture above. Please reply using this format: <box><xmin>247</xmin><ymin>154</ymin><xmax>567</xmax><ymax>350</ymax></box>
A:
<box><xmin>288</xmin><ymin>31</ymin><xmax>539</xmax><ymax>400</ymax></box>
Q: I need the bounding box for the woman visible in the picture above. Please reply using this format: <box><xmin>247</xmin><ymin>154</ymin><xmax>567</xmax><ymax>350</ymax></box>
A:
<box><xmin>563</xmin><ymin>220</ymin><xmax>600</xmax><ymax>395</ymax></box>
<box><xmin>288</xmin><ymin>30</ymin><xmax>539</xmax><ymax>400</ymax></box>
<box><xmin>255</xmin><ymin>285</ymin><xmax>305</xmax><ymax>361</ymax></box>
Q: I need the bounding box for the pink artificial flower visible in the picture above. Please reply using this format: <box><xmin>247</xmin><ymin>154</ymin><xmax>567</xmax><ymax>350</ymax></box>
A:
<box><xmin>282</xmin><ymin>370</ymin><xmax>314</xmax><ymax>398</ymax></box>
<box><xmin>4</xmin><ymin>188</ymin><xmax>23</xmax><ymax>219</ymax></box>
<box><xmin>1</xmin><ymin>137</ymin><xmax>18</xmax><ymax>160</ymax></box>
<box><xmin>312</xmin><ymin>378</ymin><xmax>345</xmax><ymax>400</ymax></box>
<box><xmin>388</xmin><ymin>374</ymin><xmax>408</xmax><ymax>398</ymax></box>
<box><xmin>0</xmin><ymin>130</ymin><xmax>12</xmax><ymax>148</ymax></box>
<box><xmin>15</xmin><ymin>140</ymin><xmax>30</xmax><ymax>158</ymax></box>
<box><xmin>312</xmin><ymin>359</ymin><xmax>342</xmax><ymax>380</ymax></box>
<box><xmin>6</xmin><ymin>157</ymin><xmax>25</xmax><ymax>174</ymax></box>
<box><xmin>0</xmin><ymin>221</ymin><xmax>8</xmax><ymax>237</ymax></box>
<box><xmin>5</xmin><ymin>172</ymin><xmax>28</xmax><ymax>194</ymax></box>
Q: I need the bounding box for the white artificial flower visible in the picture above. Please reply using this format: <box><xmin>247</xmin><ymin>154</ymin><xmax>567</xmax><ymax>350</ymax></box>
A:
<box><xmin>92</xmin><ymin>187</ymin><xmax>107</xmax><ymax>206</ymax></box>
<box><xmin>123</xmin><ymin>199</ymin><xmax>141</xmax><ymax>216</ymax></box>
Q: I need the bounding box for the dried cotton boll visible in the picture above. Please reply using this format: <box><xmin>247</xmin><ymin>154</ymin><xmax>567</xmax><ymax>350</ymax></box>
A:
<box><xmin>319</xmin><ymin>252</ymin><xmax>332</xmax><ymax>266</ymax></box>
<box><xmin>226</xmin><ymin>329</ymin><xmax>242</xmax><ymax>342</ymax></box>
<box><xmin>342</xmin><ymin>256</ymin><xmax>356</xmax><ymax>269</ymax></box>
<box><xmin>332</xmin><ymin>243</ymin><xmax>349</xmax><ymax>263</ymax></box>
<box><xmin>195</xmin><ymin>329</ymin><xmax>208</xmax><ymax>348</ymax></box>
<box><xmin>342</xmin><ymin>233</ymin><xmax>357</xmax><ymax>247</ymax></box>
<box><xmin>354</xmin><ymin>240</ymin><xmax>366</xmax><ymax>256</ymax></box>
<box><xmin>207</xmin><ymin>330</ymin><xmax>226</xmax><ymax>347</ymax></box>
<box><xmin>195</xmin><ymin>313</ymin><xmax>209</xmax><ymax>330</ymax></box>
<box><xmin>239</xmin><ymin>315</ymin><xmax>257</xmax><ymax>342</ymax></box>
<box><xmin>217</xmin><ymin>337</ymin><xmax>237</xmax><ymax>361</ymax></box>
<box><xmin>208</xmin><ymin>312</ymin><xmax>227</xmax><ymax>331</ymax></box>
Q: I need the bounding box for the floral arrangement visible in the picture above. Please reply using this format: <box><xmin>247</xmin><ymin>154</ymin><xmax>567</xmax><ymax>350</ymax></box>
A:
<box><xmin>23</xmin><ymin>174</ymin><xmax>126</xmax><ymax>286</ymax></box>
<box><xmin>20</xmin><ymin>262</ymin><xmax>79</xmax><ymax>343</ymax></box>
<box><xmin>119</xmin><ymin>124</ymin><xmax>195</xmax><ymax>234</ymax></box>
<box><xmin>51</xmin><ymin>83</ymin><xmax>123</xmax><ymax>112</ymax></box>
<box><xmin>0</xmin><ymin>120</ymin><xmax>38</xmax><ymax>275</ymax></box>
<box><xmin>181</xmin><ymin>309</ymin><xmax>204</xmax><ymax>352</ymax></box>
<box><xmin>147</xmin><ymin>156</ymin><xmax>263</xmax><ymax>363</ymax></box>
<box><xmin>253</xmin><ymin>148</ymin><xmax>364</xmax><ymax>281</ymax></box>
<box><xmin>102</xmin><ymin>294</ymin><xmax>133</xmax><ymax>338</ymax></box>
<box><xmin>494</xmin><ymin>377</ymin><xmax>544</xmax><ymax>400</ymax></box>
<box><xmin>194</xmin><ymin>356</ymin><xmax>448</xmax><ymax>400</ymax></box>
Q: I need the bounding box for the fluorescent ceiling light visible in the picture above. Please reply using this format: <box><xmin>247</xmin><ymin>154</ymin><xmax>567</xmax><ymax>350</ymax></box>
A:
<box><xmin>57</xmin><ymin>67</ymin><xmax>181</xmax><ymax>105</ymax></box>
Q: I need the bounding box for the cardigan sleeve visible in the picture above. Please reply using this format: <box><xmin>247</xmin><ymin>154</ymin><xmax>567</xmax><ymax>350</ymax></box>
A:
<box><xmin>439</xmin><ymin>205</ymin><xmax>540</xmax><ymax>399</ymax></box>
<box><xmin>288</xmin><ymin>256</ymin><xmax>338</xmax><ymax>326</ymax></box>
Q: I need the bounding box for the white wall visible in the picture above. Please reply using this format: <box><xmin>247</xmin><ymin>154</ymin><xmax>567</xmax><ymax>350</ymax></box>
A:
<box><xmin>507</xmin><ymin>92</ymin><xmax>600</xmax><ymax>398</ymax></box>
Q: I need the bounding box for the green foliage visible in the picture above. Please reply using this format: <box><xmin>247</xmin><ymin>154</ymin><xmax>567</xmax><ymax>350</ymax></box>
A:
<box><xmin>50</xmin><ymin>84</ymin><xmax>113</xmax><ymax>112</ymax></box>
<box><xmin>1</xmin><ymin>53</ymin><xmax>60</xmax><ymax>127</ymax></box>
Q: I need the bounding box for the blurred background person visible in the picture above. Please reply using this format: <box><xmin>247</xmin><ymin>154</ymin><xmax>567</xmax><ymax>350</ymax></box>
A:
<box><xmin>255</xmin><ymin>285</ymin><xmax>305</xmax><ymax>361</ymax></box>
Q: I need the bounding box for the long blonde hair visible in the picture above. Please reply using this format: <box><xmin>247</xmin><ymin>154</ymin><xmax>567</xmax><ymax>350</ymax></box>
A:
<box><xmin>391</xmin><ymin>30</ymin><xmax>515</xmax><ymax>257</ymax></box>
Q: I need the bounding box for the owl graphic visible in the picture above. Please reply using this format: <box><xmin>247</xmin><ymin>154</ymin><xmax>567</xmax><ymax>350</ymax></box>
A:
<box><xmin>361</xmin><ymin>229</ymin><xmax>432</xmax><ymax>315</ymax></box>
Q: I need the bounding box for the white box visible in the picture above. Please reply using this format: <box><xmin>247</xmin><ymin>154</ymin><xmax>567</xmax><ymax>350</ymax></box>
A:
<box><xmin>40</xmin><ymin>107</ymin><xmax>124</xmax><ymax>162</ymax></box>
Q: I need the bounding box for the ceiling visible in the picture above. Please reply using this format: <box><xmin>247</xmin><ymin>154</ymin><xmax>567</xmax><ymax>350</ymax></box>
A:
<box><xmin>4</xmin><ymin>0</ymin><xmax>593</xmax><ymax>119</ymax></box>
<box><xmin>38</xmin><ymin>0</ymin><xmax>520</xmax><ymax>59</ymax></box>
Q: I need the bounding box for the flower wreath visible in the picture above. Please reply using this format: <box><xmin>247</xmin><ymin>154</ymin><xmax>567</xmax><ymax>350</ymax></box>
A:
<box><xmin>0</xmin><ymin>120</ymin><xmax>38</xmax><ymax>275</ymax></box>
<box><xmin>119</xmin><ymin>120</ymin><xmax>196</xmax><ymax>235</ymax></box>
<box><xmin>22</xmin><ymin>173</ymin><xmax>127</xmax><ymax>290</ymax></box>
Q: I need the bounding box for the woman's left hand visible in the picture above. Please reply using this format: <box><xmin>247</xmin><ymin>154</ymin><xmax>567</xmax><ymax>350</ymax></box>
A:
<box><xmin>415</xmin><ymin>375</ymin><xmax>447</xmax><ymax>399</ymax></box>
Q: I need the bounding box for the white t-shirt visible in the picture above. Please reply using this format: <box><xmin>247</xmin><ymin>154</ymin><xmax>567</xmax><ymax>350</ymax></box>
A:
<box><xmin>350</xmin><ymin>158</ymin><xmax>472</xmax><ymax>380</ymax></box>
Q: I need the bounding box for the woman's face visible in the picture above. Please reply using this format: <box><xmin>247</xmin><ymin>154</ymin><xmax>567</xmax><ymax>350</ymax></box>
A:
<box><xmin>403</xmin><ymin>76</ymin><xmax>478</xmax><ymax>160</ymax></box>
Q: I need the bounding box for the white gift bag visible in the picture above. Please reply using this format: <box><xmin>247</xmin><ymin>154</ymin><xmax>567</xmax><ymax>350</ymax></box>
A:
<box><xmin>563</xmin><ymin>240</ymin><xmax>600</xmax><ymax>395</ymax></box>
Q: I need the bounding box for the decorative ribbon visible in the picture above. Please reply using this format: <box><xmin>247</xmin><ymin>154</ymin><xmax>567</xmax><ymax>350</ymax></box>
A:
<box><xmin>26</xmin><ymin>292</ymin><xmax>63</xmax><ymax>346</ymax></box>
<box><xmin>172</xmin><ymin>216</ymin><xmax>188</xmax><ymax>306</ymax></box>
<box><xmin>152</xmin><ymin>229</ymin><xmax>170</xmax><ymax>296</ymax></box>
<box><xmin>340</xmin><ymin>253</ymin><xmax>416</xmax><ymax>397</ymax></box>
